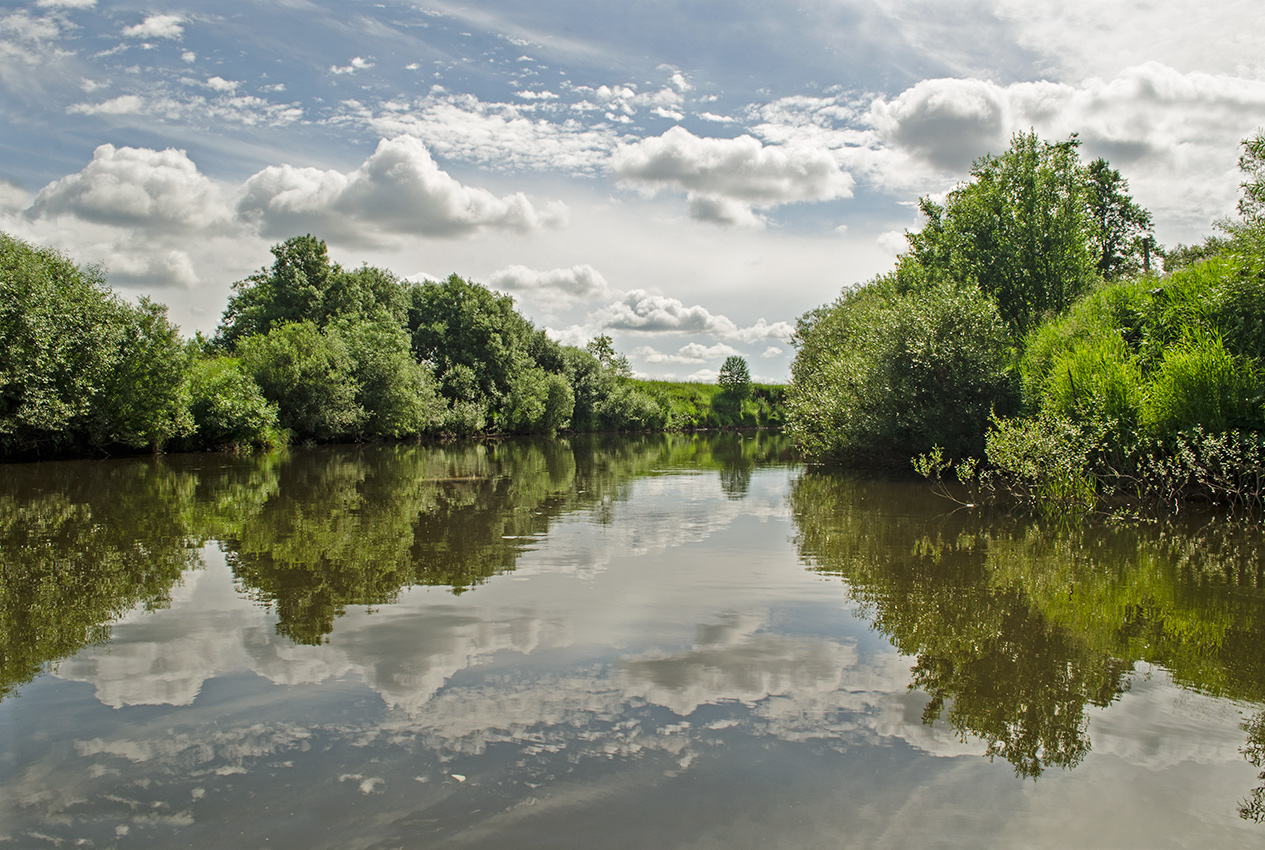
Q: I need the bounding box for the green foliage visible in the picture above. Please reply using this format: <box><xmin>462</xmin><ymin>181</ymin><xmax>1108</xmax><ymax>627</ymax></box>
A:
<box><xmin>0</xmin><ymin>234</ymin><xmax>192</xmax><ymax>454</ymax></box>
<box><xmin>217</xmin><ymin>234</ymin><xmax>407</xmax><ymax>346</ymax></box>
<box><xmin>906</xmin><ymin>131</ymin><xmax>1097</xmax><ymax>336</ymax></box>
<box><xmin>238</xmin><ymin>321</ymin><xmax>364</xmax><ymax>442</ymax></box>
<box><xmin>182</xmin><ymin>355</ymin><xmax>283</xmax><ymax>450</ymax></box>
<box><xmin>336</xmin><ymin>318</ymin><xmax>444</xmax><ymax>439</ymax></box>
<box><xmin>787</xmin><ymin>278</ymin><xmax>1014</xmax><ymax>464</ymax></box>
<box><xmin>407</xmin><ymin>274</ymin><xmax>537</xmax><ymax>422</ymax></box>
<box><xmin>717</xmin><ymin>355</ymin><xmax>752</xmax><ymax>398</ymax></box>
<box><xmin>1085</xmin><ymin>157</ymin><xmax>1154</xmax><ymax>279</ymax></box>
<box><xmin>1141</xmin><ymin>333</ymin><xmax>1262</xmax><ymax>440</ymax></box>
<box><xmin>93</xmin><ymin>298</ymin><xmax>194</xmax><ymax>450</ymax></box>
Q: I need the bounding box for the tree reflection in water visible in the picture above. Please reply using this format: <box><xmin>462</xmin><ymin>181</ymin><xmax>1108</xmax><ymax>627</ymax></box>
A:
<box><xmin>788</xmin><ymin>469</ymin><xmax>1265</xmax><ymax>807</ymax></box>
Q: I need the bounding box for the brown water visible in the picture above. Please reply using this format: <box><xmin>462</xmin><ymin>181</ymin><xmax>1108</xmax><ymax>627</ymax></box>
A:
<box><xmin>1</xmin><ymin>433</ymin><xmax>1263</xmax><ymax>848</ymax></box>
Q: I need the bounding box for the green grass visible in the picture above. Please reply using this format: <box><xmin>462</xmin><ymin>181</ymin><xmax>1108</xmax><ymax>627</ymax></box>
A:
<box><xmin>632</xmin><ymin>379</ymin><xmax>787</xmax><ymax>430</ymax></box>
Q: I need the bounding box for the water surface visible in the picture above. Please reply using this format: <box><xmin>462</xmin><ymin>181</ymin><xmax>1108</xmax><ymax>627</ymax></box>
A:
<box><xmin>2</xmin><ymin>434</ymin><xmax>1263</xmax><ymax>848</ymax></box>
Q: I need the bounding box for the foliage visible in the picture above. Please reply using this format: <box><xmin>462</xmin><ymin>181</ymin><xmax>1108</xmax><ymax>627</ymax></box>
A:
<box><xmin>717</xmin><ymin>355</ymin><xmax>752</xmax><ymax>398</ymax></box>
<box><xmin>336</xmin><ymin>318</ymin><xmax>444</xmax><ymax>439</ymax></box>
<box><xmin>0</xmin><ymin>234</ymin><xmax>192</xmax><ymax>454</ymax></box>
<box><xmin>905</xmin><ymin>131</ymin><xmax>1097</xmax><ymax>336</ymax></box>
<box><xmin>181</xmin><ymin>355</ymin><xmax>283</xmax><ymax>451</ymax></box>
<box><xmin>238</xmin><ymin>320</ymin><xmax>364</xmax><ymax>442</ymax></box>
<box><xmin>217</xmin><ymin>234</ymin><xmax>407</xmax><ymax>346</ymax></box>
<box><xmin>787</xmin><ymin>277</ymin><xmax>1014</xmax><ymax>464</ymax></box>
<box><xmin>1085</xmin><ymin>157</ymin><xmax>1154</xmax><ymax>279</ymax></box>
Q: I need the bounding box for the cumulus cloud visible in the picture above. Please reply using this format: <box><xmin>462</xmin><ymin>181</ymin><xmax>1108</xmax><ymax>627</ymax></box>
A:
<box><xmin>122</xmin><ymin>14</ymin><xmax>184</xmax><ymax>40</ymax></box>
<box><xmin>869</xmin><ymin>77</ymin><xmax>1010</xmax><ymax>171</ymax></box>
<box><xmin>593</xmin><ymin>290</ymin><xmax>794</xmax><ymax>343</ymax></box>
<box><xmin>38</xmin><ymin>0</ymin><xmax>97</xmax><ymax>7</ymax></box>
<box><xmin>633</xmin><ymin>342</ymin><xmax>742</xmax><ymax>365</ymax></box>
<box><xmin>612</xmin><ymin>126</ymin><xmax>855</xmax><ymax>226</ymax></box>
<box><xmin>236</xmin><ymin>135</ymin><xmax>568</xmax><ymax>243</ymax></box>
<box><xmin>28</xmin><ymin>143</ymin><xmax>232</xmax><ymax>231</ymax></box>
<box><xmin>488</xmin><ymin>264</ymin><xmax>610</xmax><ymax>299</ymax></box>
<box><xmin>330</xmin><ymin>56</ymin><xmax>374</xmax><ymax>75</ymax></box>
<box><xmin>761</xmin><ymin>346</ymin><xmax>783</xmax><ymax>358</ymax></box>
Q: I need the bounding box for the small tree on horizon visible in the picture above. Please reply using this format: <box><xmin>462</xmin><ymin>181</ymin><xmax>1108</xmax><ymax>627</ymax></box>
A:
<box><xmin>718</xmin><ymin>355</ymin><xmax>752</xmax><ymax>399</ymax></box>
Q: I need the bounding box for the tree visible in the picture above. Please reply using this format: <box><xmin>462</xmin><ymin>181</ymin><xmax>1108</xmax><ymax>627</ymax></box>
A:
<box><xmin>905</xmin><ymin>132</ymin><xmax>1097</xmax><ymax>336</ymax></box>
<box><xmin>717</xmin><ymin>356</ymin><xmax>752</xmax><ymax>400</ymax></box>
<box><xmin>217</xmin><ymin>235</ymin><xmax>409</xmax><ymax>347</ymax></box>
<box><xmin>1085</xmin><ymin>157</ymin><xmax>1154</xmax><ymax>279</ymax></box>
<box><xmin>238</xmin><ymin>321</ymin><xmax>364</xmax><ymax>441</ymax></box>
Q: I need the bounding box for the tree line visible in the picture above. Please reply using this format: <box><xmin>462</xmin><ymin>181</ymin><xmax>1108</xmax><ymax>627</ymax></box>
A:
<box><xmin>0</xmin><ymin>232</ymin><xmax>780</xmax><ymax>458</ymax></box>
<box><xmin>787</xmin><ymin>129</ymin><xmax>1265</xmax><ymax>512</ymax></box>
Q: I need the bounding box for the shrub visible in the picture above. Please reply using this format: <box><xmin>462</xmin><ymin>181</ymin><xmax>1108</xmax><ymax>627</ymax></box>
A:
<box><xmin>184</xmin><ymin>356</ymin><xmax>283</xmax><ymax>450</ymax></box>
<box><xmin>787</xmin><ymin>278</ymin><xmax>1014</xmax><ymax>464</ymax></box>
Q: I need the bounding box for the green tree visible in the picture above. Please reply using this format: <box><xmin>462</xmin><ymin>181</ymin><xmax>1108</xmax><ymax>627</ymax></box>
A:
<box><xmin>787</xmin><ymin>278</ymin><xmax>1014</xmax><ymax>463</ymax></box>
<box><xmin>218</xmin><ymin>235</ymin><xmax>409</xmax><ymax>347</ymax></box>
<box><xmin>335</xmin><ymin>318</ymin><xmax>444</xmax><ymax>439</ymax></box>
<box><xmin>238</xmin><ymin>321</ymin><xmax>364</xmax><ymax>441</ymax></box>
<box><xmin>906</xmin><ymin>131</ymin><xmax>1097</xmax><ymax>335</ymax></box>
<box><xmin>406</xmin><ymin>274</ymin><xmax>537</xmax><ymax>423</ymax></box>
<box><xmin>1085</xmin><ymin>157</ymin><xmax>1154</xmax><ymax>279</ymax></box>
<box><xmin>182</xmin><ymin>355</ymin><xmax>282</xmax><ymax>450</ymax></box>
<box><xmin>717</xmin><ymin>355</ymin><xmax>752</xmax><ymax>400</ymax></box>
<box><xmin>93</xmin><ymin>298</ymin><xmax>194</xmax><ymax>451</ymax></box>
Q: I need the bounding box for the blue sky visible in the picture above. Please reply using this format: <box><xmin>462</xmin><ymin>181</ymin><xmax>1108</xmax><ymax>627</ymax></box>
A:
<box><xmin>3</xmin><ymin>0</ymin><xmax>1263</xmax><ymax>381</ymax></box>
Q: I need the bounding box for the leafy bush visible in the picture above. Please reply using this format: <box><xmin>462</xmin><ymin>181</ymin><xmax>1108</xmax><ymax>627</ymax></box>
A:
<box><xmin>787</xmin><ymin>278</ymin><xmax>1014</xmax><ymax>464</ymax></box>
<box><xmin>183</xmin><ymin>356</ymin><xmax>283</xmax><ymax>450</ymax></box>
<box><xmin>238</xmin><ymin>321</ymin><xmax>364</xmax><ymax>442</ymax></box>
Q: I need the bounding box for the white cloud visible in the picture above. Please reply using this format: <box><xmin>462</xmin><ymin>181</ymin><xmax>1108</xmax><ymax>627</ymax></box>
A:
<box><xmin>358</xmin><ymin>91</ymin><xmax>621</xmax><ymax>177</ymax></box>
<box><xmin>122</xmin><ymin>14</ymin><xmax>184</xmax><ymax>40</ymax></box>
<box><xmin>236</xmin><ymin>135</ymin><xmax>569</xmax><ymax>243</ymax></box>
<box><xmin>488</xmin><ymin>264</ymin><xmax>610</xmax><ymax>298</ymax></box>
<box><xmin>633</xmin><ymin>342</ymin><xmax>742</xmax><ymax>365</ymax></box>
<box><xmin>612</xmin><ymin>127</ymin><xmax>855</xmax><ymax>226</ymax></box>
<box><xmin>2</xmin><ymin>9</ymin><xmax>64</xmax><ymax>43</ymax></box>
<box><xmin>869</xmin><ymin>77</ymin><xmax>1009</xmax><ymax>172</ymax></box>
<box><xmin>205</xmin><ymin>76</ymin><xmax>237</xmax><ymax>93</ymax></box>
<box><xmin>66</xmin><ymin>94</ymin><xmax>145</xmax><ymax>115</ymax></box>
<box><xmin>37</xmin><ymin>0</ymin><xmax>96</xmax><ymax>7</ymax></box>
<box><xmin>28</xmin><ymin>143</ymin><xmax>232</xmax><ymax>231</ymax></box>
<box><xmin>593</xmin><ymin>290</ymin><xmax>794</xmax><ymax>343</ymax></box>
<box><xmin>330</xmin><ymin>56</ymin><xmax>375</xmax><ymax>75</ymax></box>
<box><xmin>761</xmin><ymin>346</ymin><xmax>783</xmax><ymax>358</ymax></box>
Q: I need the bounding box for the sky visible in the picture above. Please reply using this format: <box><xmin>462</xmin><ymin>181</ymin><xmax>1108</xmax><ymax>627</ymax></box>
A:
<box><xmin>2</xmin><ymin>1</ymin><xmax>1263</xmax><ymax>382</ymax></box>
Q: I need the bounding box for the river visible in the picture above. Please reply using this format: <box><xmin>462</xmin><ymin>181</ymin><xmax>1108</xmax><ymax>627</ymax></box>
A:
<box><xmin>1</xmin><ymin>433</ymin><xmax>1262</xmax><ymax>848</ymax></box>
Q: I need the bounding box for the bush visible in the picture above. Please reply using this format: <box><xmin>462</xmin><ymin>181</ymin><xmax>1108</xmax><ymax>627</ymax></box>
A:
<box><xmin>787</xmin><ymin>278</ymin><xmax>1014</xmax><ymax>464</ymax></box>
<box><xmin>238</xmin><ymin>321</ymin><xmax>364</xmax><ymax>442</ymax></box>
<box><xmin>183</xmin><ymin>356</ymin><xmax>283</xmax><ymax>450</ymax></box>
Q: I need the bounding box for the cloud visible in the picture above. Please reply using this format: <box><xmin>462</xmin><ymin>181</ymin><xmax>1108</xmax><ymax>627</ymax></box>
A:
<box><xmin>359</xmin><ymin>91</ymin><xmax>621</xmax><ymax>177</ymax></box>
<box><xmin>633</xmin><ymin>342</ymin><xmax>742</xmax><ymax>364</ymax></box>
<box><xmin>2</xmin><ymin>9</ymin><xmax>64</xmax><ymax>43</ymax></box>
<box><xmin>612</xmin><ymin>127</ymin><xmax>855</xmax><ymax>225</ymax></box>
<box><xmin>488</xmin><ymin>264</ymin><xmax>611</xmax><ymax>298</ymax></box>
<box><xmin>869</xmin><ymin>77</ymin><xmax>1009</xmax><ymax>172</ymax></box>
<box><xmin>761</xmin><ymin>346</ymin><xmax>783</xmax><ymax>358</ymax></box>
<box><xmin>593</xmin><ymin>290</ymin><xmax>794</xmax><ymax>342</ymax></box>
<box><xmin>37</xmin><ymin>0</ymin><xmax>96</xmax><ymax>7</ymax></box>
<box><xmin>122</xmin><ymin>14</ymin><xmax>184</xmax><ymax>40</ymax></box>
<box><xmin>236</xmin><ymin>135</ymin><xmax>569</xmax><ymax>243</ymax></box>
<box><xmin>28</xmin><ymin>143</ymin><xmax>232</xmax><ymax>231</ymax></box>
<box><xmin>330</xmin><ymin>56</ymin><xmax>375</xmax><ymax>75</ymax></box>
